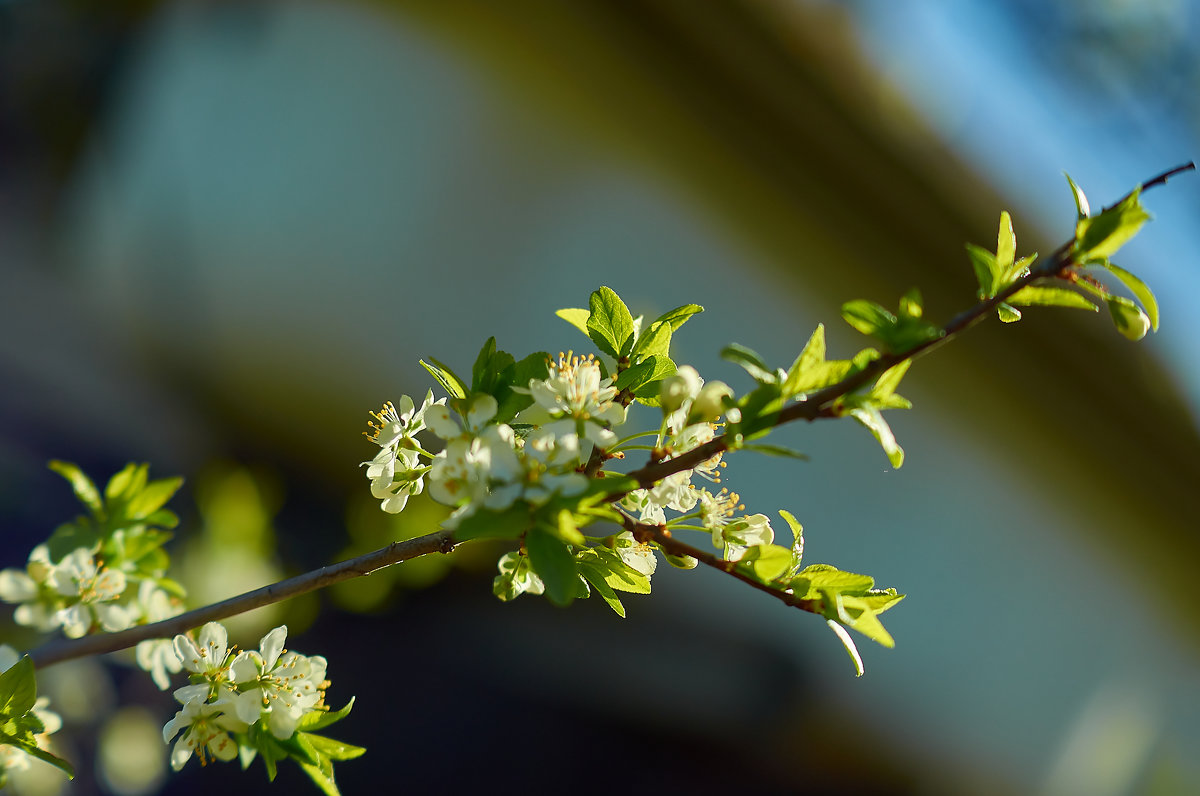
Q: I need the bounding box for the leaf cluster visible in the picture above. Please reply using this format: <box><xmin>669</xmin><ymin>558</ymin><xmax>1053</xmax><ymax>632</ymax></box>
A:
<box><xmin>0</xmin><ymin>657</ymin><xmax>73</xmax><ymax>783</ymax></box>
<box><xmin>237</xmin><ymin>699</ymin><xmax>364</xmax><ymax>796</ymax></box>
<box><xmin>557</xmin><ymin>286</ymin><xmax>703</xmax><ymax>405</ymax></box>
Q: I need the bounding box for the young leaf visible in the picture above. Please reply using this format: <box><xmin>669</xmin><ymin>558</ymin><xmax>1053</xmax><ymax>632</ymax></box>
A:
<box><xmin>652</xmin><ymin>303</ymin><xmax>704</xmax><ymax>332</ymax></box>
<box><xmin>298</xmin><ymin>698</ymin><xmax>355</xmax><ymax>733</ymax></box>
<box><xmin>1106</xmin><ymin>295</ymin><xmax>1152</xmax><ymax>341</ymax></box>
<box><xmin>556</xmin><ymin>308</ymin><xmax>591</xmax><ymax>336</ymax></box>
<box><xmin>1101</xmin><ymin>262</ymin><xmax>1159</xmax><ymax>331</ymax></box>
<box><xmin>1073</xmin><ymin>188</ymin><xmax>1152</xmax><ymax>263</ymax></box>
<box><xmin>845</xmin><ymin>406</ymin><xmax>904</xmax><ymax>468</ymax></box>
<box><xmin>452</xmin><ymin>503</ymin><xmax>532</xmax><ymax>543</ymax></box>
<box><xmin>738</xmin><ymin>544</ymin><xmax>793</xmax><ymax>581</ymax></box>
<box><xmin>721</xmin><ymin>343</ymin><xmax>778</xmax><ymax>384</ymax></box>
<box><xmin>587</xmin><ymin>287</ymin><xmax>636</xmax><ymax>359</ymax></box>
<box><xmin>0</xmin><ymin>656</ymin><xmax>38</xmax><ymax>717</ymax></box>
<box><xmin>630</xmin><ymin>320</ymin><xmax>672</xmax><ymax>363</ymax></box>
<box><xmin>419</xmin><ymin>357</ymin><xmax>469</xmax><ymax>400</ymax></box>
<box><xmin>578</xmin><ymin>564</ymin><xmax>627</xmax><ymax>618</ymax></box>
<box><xmin>1064</xmin><ymin>172</ymin><xmax>1091</xmax><ymax>219</ymax></box>
<box><xmin>1007</xmin><ymin>286</ymin><xmax>1098</xmax><ymax>312</ymax></box>
<box><xmin>965</xmin><ymin>244</ymin><xmax>1001</xmax><ymax>299</ymax></box>
<box><xmin>739</xmin><ymin>443</ymin><xmax>809</xmax><ymax>460</ymax></box>
<box><xmin>841</xmin><ymin>300</ymin><xmax>896</xmax><ymax>337</ymax></box>
<box><xmin>526</xmin><ymin>526</ymin><xmax>580</xmax><ymax>606</ymax></box>
<box><xmin>303</xmin><ymin>733</ymin><xmax>367</xmax><ymax>762</ymax></box>
<box><xmin>997</xmin><ymin>303</ymin><xmax>1022</xmax><ymax>323</ymax></box>
<box><xmin>827</xmin><ymin>620</ymin><xmax>865</xmax><ymax>677</ymax></box>
<box><xmin>48</xmin><ymin>461</ymin><xmax>102</xmax><ymax>514</ymax></box>
<box><xmin>778</xmin><ymin>510</ymin><xmax>804</xmax><ymax>578</ymax></box>
<box><xmin>996</xmin><ymin>211</ymin><xmax>1016</xmax><ymax>270</ymax></box>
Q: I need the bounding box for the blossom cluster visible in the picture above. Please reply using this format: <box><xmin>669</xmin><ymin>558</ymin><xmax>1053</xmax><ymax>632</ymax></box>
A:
<box><xmin>0</xmin><ymin>546</ymin><xmax>185</xmax><ymax>688</ymax></box>
<box><xmin>364</xmin><ymin>350</ymin><xmax>775</xmax><ymax>583</ymax></box>
<box><xmin>620</xmin><ymin>366</ymin><xmax>775</xmax><ymax>560</ymax></box>
<box><xmin>163</xmin><ymin>622</ymin><xmax>328</xmax><ymax>770</ymax></box>
<box><xmin>362</xmin><ymin>353</ymin><xmax>622</xmax><ymax>530</ymax></box>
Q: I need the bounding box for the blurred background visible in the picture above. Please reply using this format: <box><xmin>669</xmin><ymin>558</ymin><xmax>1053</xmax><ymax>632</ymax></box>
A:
<box><xmin>2</xmin><ymin>0</ymin><xmax>1199</xmax><ymax>793</ymax></box>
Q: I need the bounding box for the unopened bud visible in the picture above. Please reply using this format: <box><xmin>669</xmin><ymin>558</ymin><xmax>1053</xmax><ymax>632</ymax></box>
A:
<box><xmin>687</xmin><ymin>381</ymin><xmax>733</xmax><ymax>424</ymax></box>
<box><xmin>660</xmin><ymin>366</ymin><xmax>703</xmax><ymax>414</ymax></box>
<box><xmin>1107</xmin><ymin>297</ymin><xmax>1151</xmax><ymax>341</ymax></box>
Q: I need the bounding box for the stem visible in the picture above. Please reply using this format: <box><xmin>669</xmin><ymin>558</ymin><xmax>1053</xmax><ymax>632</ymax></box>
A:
<box><xmin>29</xmin><ymin>530</ymin><xmax>456</xmax><ymax>669</ymax></box>
<box><xmin>625</xmin><ymin>516</ymin><xmax>819</xmax><ymax>613</ymax></box>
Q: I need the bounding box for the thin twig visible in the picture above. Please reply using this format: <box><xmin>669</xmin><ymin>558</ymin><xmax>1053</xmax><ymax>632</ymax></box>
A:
<box><xmin>30</xmin><ymin>531</ymin><xmax>456</xmax><ymax>668</ymax></box>
<box><xmin>625</xmin><ymin>515</ymin><xmax>820</xmax><ymax>613</ymax></box>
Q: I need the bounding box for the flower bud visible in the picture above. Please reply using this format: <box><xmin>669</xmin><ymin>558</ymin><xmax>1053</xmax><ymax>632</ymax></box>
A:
<box><xmin>687</xmin><ymin>381</ymin><xmax>733</xmax><ymax>424</ymax></box>
<box><xmin>1107</xmin><ymin>297</ymin><xmax>1151</xmax><ymax>341</ymax></box>
<box><xmin>660</xmin><ymin>366</ymin><xmax>703</xmax><ymax>414</ymax></box>
<box><xmin>663</xmin><ymin>553</ymin><xmax>698</xmax><ymax>570</ymax></box>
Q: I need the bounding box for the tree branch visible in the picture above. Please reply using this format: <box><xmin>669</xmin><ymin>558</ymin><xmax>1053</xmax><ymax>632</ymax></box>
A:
<box><xmin>28</xmin><ymin>165</ymin><xmax>1190</xmax><ymax>671</ymax></box>
<box><xmin>29</xmin><ymin>530</ymin><xmax>456</xmax><ymax>669</ymax></box>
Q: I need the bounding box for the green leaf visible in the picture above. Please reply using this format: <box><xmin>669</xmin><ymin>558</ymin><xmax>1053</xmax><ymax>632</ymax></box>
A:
<box><xmin>996</xmin><ymin>303</ymin><xmax>1022</xmax><ymax>323</ymax></box>
<box><xmin>791</xmin><ymin>564</ymin><xmax>876</xmax><ymax>596</ymax></box>
<box><xmin>419</xmin><ymin>357</ymin><xmax>469</xmax><ymax>400</ymax></box>
<box><xmin>1101</xmin><ymin>262</ymin><xmax>1159</xmax><ymax>331</ymax></box>
<box><xmin>721</xmin><ymin>343</ymin><xmax>778</xmax><ymax>384</ymax></box>
<box><xmin>0</xmin><ymin>656</ymin><xmax>38</xmax><ymax>717</ymax></box>
<box><xmin>452</xmin><ymin>503</ymin><xmax>532</xmax><ymax>542</ymax></box>
<box><xmin>1106</xmin><ymin>295</ymin><xmax>1152</xmax><ymax>341</ymax></box>
<box><xmin>1007</xmin><ymin>286</ymin><xmax>1098</xmax><ymax>312</ymax></box>
<box><xmin>651</xmin><ymin>303</ymin><xmax>704</xmax><ymax>332</ymax></box>
<box><xmin>834</xmin><ymin>595</ymin><xmax>896</xmax><ymax>648</ymax></box>
<box><xmin>48</xmin><ymin>461</ymin><xmax>102</xmax><ymax>514</ymax></box>
<box><xmin>587</xmin><ymin>287</ymin><xmax>636</xmax><ymax>359</ymax></box>
<box><xmin>996</xmin><ymin>211</ymin><xmax>1017</xmax><ymax>269</ymax></box>
<box><xmin>2</xmin><ymin>734</ymin><xmax>75</xmax><ymax>780</ymax></box>
<box><xmin>778</xmin><ymin>509</ymin><xmax>804</xmax><ymax>577</ymax></box>
<box><xmin>1064</xmin><ymin>172</ymin><xmax>1091</xmax><ymax>219</ymax></box>
<box><xmin>555</xmin><ymin>308</ymin><xmax>591</xmax><ymax>336</ymax></box>
<box><xmin>495</xmin><ymin>351</ymin><xmax>552</xmax><ymax>422</ymax></box>
<box><xmin>783</xmin><ymin>324</ymin><xmax>827</xmax><ymax>393</ymax></box>
<box><xmin>966</xmin><ymin>244</ymin><xmax>1001</xmax><ymax>298</ymax></box>
<box><xmin>298</xmin><ymin>698</ymin><xmax>355</xmax><ymax>733</ymax></box>
<box><xmin>613</xmin><ymin>354</ymin><xmax>674</xmax><ymax>392</ymax></box>
<box><xmin>739</xmin><ymin>443</ymin><xmax>808</xmax><ymax>460</ymax></box>
<box><xmin>553</xmin><ymin>509</ymin><xmax>586</xmax><ymax>546</ymax></box>
<box><xmin>298</xmin><ymin>760</ymin><xmax>341</xmax><ymax>796</ymax></box>
<box><xmin>105</xmin><ymin>462</ymin><xmax>147</xmax><ymax>502</ymax></box>
<box><xmin>872</xmin><ymin>360</ymin><xmax>910</xmax><ymax>400</ymax></box>
<box><xmin>303</xmin><ymin>733</ymin><xmax>367</xmax><ymax>762</ymax></box>
<box><xmin>45</xmin><ymin>521</ymin><xmax>100</xmax><ymax>563</ymax></box>
<box><xmin>1073</xmin><ymin>188</ymin><xmax>1152</xmax><ymax>263</ymax></box>
<box><xmin>826</xmin><ymin>620</ymin><xmax>864</xmax><ymax>677</ymax></box>
<box><xmin>630</xmin><ymin>320</ymin><xmax>672</xmax><ymax>363</ymax></box>
<box><xmin>577</xmin><ymin>548</ymin><xmax>652</xmax><ymax>594</ymax></box>
<box><xmin>526</xmin><ymin>527</ymin><xmax>580</xmax><ymax>606</ymax></box>
<box><xmin>841</xmin><ymin>300</ymin><xmax>896</xmax><ymax>337</ymax></box>
<box><xmin>128</xmin><ymin>477</ymin><xmax>184</xmax><ymax>519</ymax></box>
<box><xmin>579</xmin><ymin>565</ymin><xmax>626</xmax><ymax>618</ymax></box>
<box><xmin>845</xmin><ymin>406</ymin><xmax>904</xmax><ymax>468</ymax></box>
<box><xmin>738</xmin><ymin>544</ymin><xmax>793</xmax><ymax>581</ymax></box>
<box><xmin>471</xmin><ymin>337</ymin><xmax>498</xmax><ymax>392</ymax></box>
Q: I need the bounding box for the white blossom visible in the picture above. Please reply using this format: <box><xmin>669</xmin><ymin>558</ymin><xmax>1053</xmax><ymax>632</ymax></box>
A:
<box><xmin>134</xmin><ymin>581</ymin><xmax>185</xmax><ymax>690</ymax></box>
<box><xmin>0</xmin><ymin>545</ymin><xmax>61</xmax><ymax>632</ymax></box>
<box><xmin>50</xmin><ymin>547</ymin><xmax>131</xmax><ymax>638</ymax></box>
<box><xmin>162</xmin><ymin>700</ymin><xmax>246</xmax><ymax>771</ymax></box>
<box><xmin>225</xmin><ymin>625</ymin><xmax>328</xmax><ymax>740</ymax></box>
